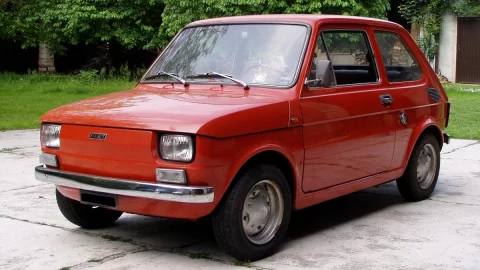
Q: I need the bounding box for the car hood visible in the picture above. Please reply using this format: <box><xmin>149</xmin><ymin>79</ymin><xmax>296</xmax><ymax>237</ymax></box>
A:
<box><xmin>41</xmin><ymin>84</ymin><xmax>292</xmax><ymax>138</ymax></box>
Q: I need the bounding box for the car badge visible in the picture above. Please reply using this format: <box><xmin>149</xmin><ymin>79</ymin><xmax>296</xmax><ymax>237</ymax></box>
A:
<box><xmin>89</xmin><ymin>133</ymin><xmax>107</xmax><ymax>140</ymax></box>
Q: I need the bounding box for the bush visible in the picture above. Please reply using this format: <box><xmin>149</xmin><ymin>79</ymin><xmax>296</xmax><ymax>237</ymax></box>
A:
<box><xmin>78</xmin><ymin>70</ymin><xmax>100</xmax><ymax>82</ymax></box>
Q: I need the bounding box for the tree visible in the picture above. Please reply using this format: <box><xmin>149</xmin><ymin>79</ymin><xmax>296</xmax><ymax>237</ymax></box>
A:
<box><xmin>0</xmin><ymin>0</ymin><xmax>62</xmax><ymax>72</ymax></box>
<box><xmin>2</xmin><ymin>0</ymin><xmax>392</xmax><ymax>73</ymax></box>
<box><xmin>452</xmin><ymin>0</ymin><xmax>480</xmax><ymax>16</ymax></box>
<box><xmin>2</xmin><ymin>0</ymin><xmax>164</xmax><ymax>73</ymax></box>
<box><xmin>400</xmin><ymin>0</ymin><xmax>480</xmax><ymax>67</ymax></box>
<box><xmin>159</xmin><ymin>0</ymin><xmax>390</xmax><ymax>47</ymax></box>
<box><xmin>40</xmin><ymin>0</ymin><xmax>164</xmax><ymax>50</ymax></box>
<box><xmin>40</xmin><ymin>0</ymin><xmax>165</xmax><ymax>75</ymax></box>
<box><xmin>0</xmin><ymin>1</ymin><xmax>11</xmax><ymax>38</ymax></box>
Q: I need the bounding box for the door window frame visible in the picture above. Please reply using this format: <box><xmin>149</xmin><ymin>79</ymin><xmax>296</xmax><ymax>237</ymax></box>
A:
<box><xmin>304</xmin><ymin>25</ymin><xmax>382</xmax><ymax>92</ymax></box>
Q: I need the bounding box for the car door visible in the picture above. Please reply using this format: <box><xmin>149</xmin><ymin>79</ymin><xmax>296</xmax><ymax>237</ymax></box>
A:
<box><xmin>300</xmin><ymin>26</ymin><xmax>396</xmax><ymax>192</ymax></box>
<box><xmin>372</xmin><ymin>29</ymin><xmax>431</xmax><ymax>170</ymax></box>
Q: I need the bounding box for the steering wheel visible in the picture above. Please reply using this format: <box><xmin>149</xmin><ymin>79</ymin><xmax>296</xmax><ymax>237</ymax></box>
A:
<box><xmin>244</xmin><ymin>63</ymin><xmax>287</xmax><ymax>75</ymax></box>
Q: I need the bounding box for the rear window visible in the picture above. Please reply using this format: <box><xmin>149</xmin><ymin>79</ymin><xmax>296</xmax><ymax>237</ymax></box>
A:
<box><xmin>374</xmin><ymin>31</ymin><xmax>423</xmax><ymax>82</ymax></box>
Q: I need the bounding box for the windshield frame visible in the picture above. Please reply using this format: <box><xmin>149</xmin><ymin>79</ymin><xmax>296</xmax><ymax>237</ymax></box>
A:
<box><xmin>140</xmin><ymin>22</ymin><xmax>312</xmax><ymax>89</ymax></box>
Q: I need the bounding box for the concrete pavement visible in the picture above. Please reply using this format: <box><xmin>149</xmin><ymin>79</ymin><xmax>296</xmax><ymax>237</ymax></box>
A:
<box><xmin>0</xmin><ymin>129</ymin><xmax>479</xmax><ymax>269</ymax></box>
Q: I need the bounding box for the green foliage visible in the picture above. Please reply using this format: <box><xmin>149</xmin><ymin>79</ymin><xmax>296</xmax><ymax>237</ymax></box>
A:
<box><xmin>41</xmin><ymin>0</ymin><xmax>164</xmax><ymax>50</ymax></box>
<box><xmin>78</xmin><ymin>65</ymin><xmax>144</xmax><ymax>81</ymax></box>
<box><xmin>2</xmin><ymin>0</ymin><xmax>392</xmax><ymax>52</ymax></box>
<box><xmin>0</xmin><ymin>1</ymin><xmax>9</xmax><ymax>37</ymax></box>
<box><xmin>77</xmin><ymin>70</ymin><xmax>100</xmax><ymax>82</ymax></box>
<box><xmin>284</xmin><ymin>0</ymin><xmax>390</xmax><ymax>17</ymax></box>
<box><xmin>400</xmin><ymin>0</ymin><xmax>480</xmax><ymax>62</ymax></box>
<box><xmin>2</xmin><ymin>0</ymin><xmax>391</xmax><ymax>68</ymax></box>
<box><xmin>399</xmin><ymin>0</ymin><xmax>449</xmax><ymax>62</ymax></box>
<box><xmin>0</xmin><ymin>0</ymin><xmax>54</xmax><ymax>48</ymax></box>
<box><xmin>159</xmin><ymin>0</ymin><xmax>390</xmax><ymax>47</ymax></box>
<box><xmin>451</xmin><ymin>0</ymin><xmax>480</xmax><ymax>16</ymax></box>
<box><xmin>416</xmin><ymin>37</ymin><xmax>436</xmax><ymax>62</ymax></box>
<box><xmin>2</xmin><ymin>0</ymin><xmax>164</xmax><ymax>53</ymax></box>
<box><xmin>98</xmin><ymin>64</ymin><xmax>146</xmax><ymax>81</ymax></box>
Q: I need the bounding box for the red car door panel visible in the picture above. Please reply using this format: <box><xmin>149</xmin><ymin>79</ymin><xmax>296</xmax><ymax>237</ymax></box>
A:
<box><xmin>300</xmin><ymin>85</ymin><xmax>396</xmax><ymax>192</ymax></box>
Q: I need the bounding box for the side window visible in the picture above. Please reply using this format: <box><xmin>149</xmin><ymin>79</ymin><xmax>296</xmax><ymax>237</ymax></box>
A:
<box><xmin>374</xmin><ymin>31</ymin><xmax>423</xmax><ymax>82</ymax></box>
<box><xmin>308</xmin><ymin>30</ymin><xmax>379</xmax><ymax>86</ymax></box>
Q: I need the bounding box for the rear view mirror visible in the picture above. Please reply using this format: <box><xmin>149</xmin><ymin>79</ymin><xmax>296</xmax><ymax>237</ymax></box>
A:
<box><xmin>305</xmin><ymin>60</ymin><xmax>333</xmax><ymax>88</ymax></box>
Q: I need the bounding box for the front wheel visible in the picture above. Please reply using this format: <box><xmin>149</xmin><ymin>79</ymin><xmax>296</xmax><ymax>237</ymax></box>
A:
<box><xmin>396</xmin><ymin>134</ymin><xmax>441</xmax><ymax>201</ymax></box>
<box><xmin>212</xmin><ymin>164</ymin><xmax>292</xmax><ymax>261</ymax></box>
<box><xmin>56</xmin><ymin>189</ymin><xmax>123</xmax><ymax>229</ymax></box>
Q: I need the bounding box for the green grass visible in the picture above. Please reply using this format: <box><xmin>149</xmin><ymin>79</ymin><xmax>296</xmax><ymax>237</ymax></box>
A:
<box><xmin>187</xmin><ymin>252</ymin><xmax>211</xmax><ymax>260</ymax></box>
<box><xmin>0</xmin><ymin>73</ymin><xmax>136</xmax><ymax>130</ymax></box>
<box><xmin>234</xmin><ymin>260</ymin><xmax>252</xmax><ymax>267</ymax></box>
<box><xmin>0</xmin><ymin>74</ymin><xmax>478</xmax><ymax>139</ymax></box>
<box><xmin>443</xmin><ymin>83</ymin><xmax>480</xmax><ymax>139</ymax></box>
<box><xmin>99</xmin><ymin>234</ymin><xmax>133</xmax><ymax>243</ymax></box>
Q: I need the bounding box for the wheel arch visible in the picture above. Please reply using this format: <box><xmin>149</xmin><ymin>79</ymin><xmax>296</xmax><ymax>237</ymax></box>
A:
<box><xmin>402</xmin><ymin>121</ymin><xmax>444</xmax><ymax>171</ymax></box>
<box><xmin>222</xmin><ymin>148</ymin><xmax>299</xmax><ymax>208</ymax></box>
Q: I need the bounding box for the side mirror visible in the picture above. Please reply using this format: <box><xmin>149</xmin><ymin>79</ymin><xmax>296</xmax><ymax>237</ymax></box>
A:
<box><xmin>305</xmin><ymin>60</ymin><xmax>333</xmax><ymax>88</ymax></box>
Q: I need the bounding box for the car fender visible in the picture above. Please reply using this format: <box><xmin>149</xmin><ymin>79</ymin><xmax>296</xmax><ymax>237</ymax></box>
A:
<box><xmin>220</xmin><ymin>131</ymin><xmax>304</xmax><ymax>205</ymax></box>
<box><xmin>401</xmin><ymin>117</ymin><xmax>443</xmax><ymax>172</ymax></box>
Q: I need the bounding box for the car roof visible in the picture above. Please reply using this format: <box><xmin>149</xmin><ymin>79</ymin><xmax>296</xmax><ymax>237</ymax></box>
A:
<box><xmin>187</xmin><ymin>14</ymin><xmax>403</xmax><ymax>30</ymax></box>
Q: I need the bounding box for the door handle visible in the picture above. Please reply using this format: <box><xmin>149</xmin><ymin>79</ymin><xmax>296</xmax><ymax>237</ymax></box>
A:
<box><xmin>379</xmin><ymin>94</ymin><xmax>393</xmax><ymax>107</ymax></box>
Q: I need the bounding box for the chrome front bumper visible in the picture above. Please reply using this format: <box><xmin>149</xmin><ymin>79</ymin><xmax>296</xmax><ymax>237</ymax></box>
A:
<box><xmin>35</xmin><ymin>165</ymin><xmax>214</xmax><ymax>203</ymax></box>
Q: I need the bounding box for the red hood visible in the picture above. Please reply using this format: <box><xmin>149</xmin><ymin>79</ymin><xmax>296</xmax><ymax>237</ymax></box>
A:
<box><xmin>41</xmin><ymin>84</ymin><xmax>293</xmax><ymax>138</ymax></box>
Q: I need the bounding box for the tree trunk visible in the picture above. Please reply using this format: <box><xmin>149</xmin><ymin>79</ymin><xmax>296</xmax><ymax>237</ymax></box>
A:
<box><xmin>38</xmin><ymin>43</ymin><xmax>56</xmax><ymax>73</ymax></box>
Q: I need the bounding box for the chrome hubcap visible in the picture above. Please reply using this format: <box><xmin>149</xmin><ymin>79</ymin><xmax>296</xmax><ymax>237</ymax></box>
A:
<box><xmin>416</xmin><ymin>143</ymin><xmax>437</xmax><ymax>189</ymax></box>
<box><xmin>242</xmin><ymin>180</ymin><xmax>284</xmax><ymax>245</ymax></box>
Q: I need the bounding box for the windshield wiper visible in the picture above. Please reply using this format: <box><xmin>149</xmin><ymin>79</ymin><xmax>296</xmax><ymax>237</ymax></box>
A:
<box><xmin>186</xmin><ymin>72</ymin><xmax>249</xmax><ymax>90</ymax></box>
<box><xmin>143</xmin><ymin>71</ymin><xmax>189</xmax><ymax>87</ymax></box>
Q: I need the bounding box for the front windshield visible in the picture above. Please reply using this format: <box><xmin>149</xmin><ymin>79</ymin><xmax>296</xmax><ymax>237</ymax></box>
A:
<box><xmin>142</xmin><ymin>24</ymin><xmax>308</xmax><ymax>87</ymax></box>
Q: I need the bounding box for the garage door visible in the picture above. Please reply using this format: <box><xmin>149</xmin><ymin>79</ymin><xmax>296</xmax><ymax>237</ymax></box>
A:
<box><xmin>456</xmin><ymin>18</ymin><xmax>480</xmax><ymax>83</ymax></box>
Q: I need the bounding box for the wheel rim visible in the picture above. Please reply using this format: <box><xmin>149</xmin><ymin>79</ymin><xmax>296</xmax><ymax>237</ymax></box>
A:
<box><xmin>416</xmin><ymin>143</ymin><xmax>438</xmax><ymax>189</ymax></box>
<box><xmin>242</xmin><ymin>180</ymin><xmax>284</xmax><ymax>245</ymax></box>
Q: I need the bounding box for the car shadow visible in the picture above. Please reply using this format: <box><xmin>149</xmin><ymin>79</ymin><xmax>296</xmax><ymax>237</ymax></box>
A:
<box><xmin>87</xmin><ymin>183</ymin><xmax>406</xmax><ymax>261</ymax></box>
<box><xmin>285</xmin><ymin>188</ymin><xmax>405</xmax><ymax>242</ymax></box>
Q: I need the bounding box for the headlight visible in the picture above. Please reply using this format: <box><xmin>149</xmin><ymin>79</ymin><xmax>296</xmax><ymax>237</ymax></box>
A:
<box><xmin>41</xmin><ymin>124</ymin><xmax>61</xmax><ymax>148</ymax></box>
<box><xmin>159</xmin><ymin>134</ymin><xmax>193</xmax><ymax>162</ymax></box>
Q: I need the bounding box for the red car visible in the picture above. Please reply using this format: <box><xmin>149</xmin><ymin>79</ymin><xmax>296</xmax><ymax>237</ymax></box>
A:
<box><xmin>36</xmin><ymin>15</ymin><xmax>450</xmax><ymax>260</ymax></box>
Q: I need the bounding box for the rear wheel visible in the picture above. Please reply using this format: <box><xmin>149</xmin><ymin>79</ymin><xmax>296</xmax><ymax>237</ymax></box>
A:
<box><xmin>396</xmin><ymin>134</ymin><xmax>440</xmax><ymax>201</ymax></box>
<box><xmin>212</xmin><ymin>164</ymin><xmax>291</xmax><ymax>261</ymax></box>
<box><xmin>56</xmin><ymin>189</ymin><xmax>123</xmax><ymax>229</ymax></box>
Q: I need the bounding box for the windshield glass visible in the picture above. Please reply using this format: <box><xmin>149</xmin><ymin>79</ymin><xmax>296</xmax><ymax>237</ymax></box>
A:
<box><xmin>142</xmin><ymin>24</ymin><xmax>308</xmax><ymax>87</ymax></box>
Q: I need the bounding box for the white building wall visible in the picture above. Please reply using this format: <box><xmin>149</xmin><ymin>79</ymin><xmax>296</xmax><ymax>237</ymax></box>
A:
<box><xmin>438</xmin><ymin>12</ymin><xmax>458</xmax><ymax>82</ymax></box>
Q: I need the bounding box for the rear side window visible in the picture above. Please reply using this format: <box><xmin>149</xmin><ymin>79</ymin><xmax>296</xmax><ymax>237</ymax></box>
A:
<box><xmin>374</xmin><ymin>31</ymin><xmax>423</xmax><ymax>82</ymax></box>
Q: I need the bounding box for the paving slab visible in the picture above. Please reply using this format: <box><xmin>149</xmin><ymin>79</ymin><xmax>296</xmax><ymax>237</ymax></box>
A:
<box><xmin>0</xmin><ymin>129</ymin><xmax>39</xmax><ymax>149</ymax></box>
<box><xmin>0</xmin><ymin>218</ymin><xmax>139</xmax><ymax>270</ymax></box>
<box><xmin>0</xmin><ymin>129</ymin><xmax>479</xmax><ymax>269</ymax></box>
<box><xmin>85</xmin><ymin>251</ymin><xmax>245</xmax><ymax>270</ymax></box>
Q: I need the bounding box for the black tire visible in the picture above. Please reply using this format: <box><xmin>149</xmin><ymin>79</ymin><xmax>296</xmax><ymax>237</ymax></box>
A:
<box><xmin>212</xmin><ymin>164</ymin><xmax>292</xmax><ymax>261</ymax></box>
<box><xmin>56</xmin><ymin>189</ymin><xmax>123</xmax><ymax>229</ymax></box>
<box><xmin>396</xmin><ymin>134</ymin><xmax>441</xmax><ymax>201</ymax></box>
